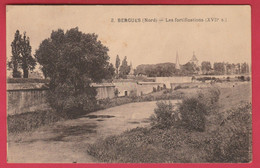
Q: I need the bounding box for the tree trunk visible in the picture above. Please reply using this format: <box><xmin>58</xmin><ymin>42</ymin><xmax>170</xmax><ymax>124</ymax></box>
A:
<box><xmin>13</xmin><ymin>69</ymin><xmax>21</xmax><ymax>78</ymax></box>
<box><xmin>23</xmin><ymin>68</ymin><xmax>29</xmax><ymax>78</ymax></box>
<box><xmin>116</xmin><ymin>68</ymin><xmax>119</xmax><ymax>78</ymax></box>
<box><xmin>12</xmin><ymin>60</ymin><xmax>21</xmax><ymax>78</ymax></box>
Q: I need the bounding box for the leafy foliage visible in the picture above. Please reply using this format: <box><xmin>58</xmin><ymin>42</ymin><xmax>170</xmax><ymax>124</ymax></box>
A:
<box><xmin>7</xmin><ymin>110</ymin><xmax>63</xmax><ymax>133</ymax></box>
<box><xmin>9</xmin><ymin>30</ymin><xmax>36</xmax><ymax>78</ymax></box>
<box><xmin>119</xmin><ymin>56</ymin><xmax>130</xmax><ymax>78</ymax></box>
<box><xmin>9</xmin><ymin>30</ymin><xmax>22</xmax><ymax>78</ymax></box>
<box><xmin>197</xmin><ymin>87</ymin><xmax>220</xmax><ymax>114</ymax></box>
<box><xmin>136</xmin><ymin>63</ymin><xmax>176</xmax><ymax>77</ymax></box>
<box><xmin>115</xmin><ymin>55</ymin><xmax>120</xmax><ymax>78</ymax></box>
<box><xmin>209</xmin><ymin>103</ymin><xmax>252</xmax><ymax>163</ymax></box>
<box><xmin>181</xmin><ymin>62</ymin><xmax>197</xmax><ymax>75</ymax></box>
<box><xmin>35</xmin><ymin>27</ymin><xmax>115</xmax><ymax>114</ymax></box>
<box><xmin>150</xmin><ymin>101</ymin><xmax>181</xmax><ymax>129</ymax></box>
<box><xmin>213</xmin><ymin>62</ymin><xmax>225</xmax><ymax>75</ymax></box>
<box><xmin>20</xmin><ymin>32</ymin><xmax>36</xmax><ymax>78</ymax></box>
<box><xmin>150</xmin><ymin>87</ymin><xmax>220</xmax><ymax>132</ymax></box>
<box><xmin>201</xmin><ymin>61</ymin><xmax>212</xmax><ymax>74</ymax></box>
<box><xmin>135</xmin><ymin>61</ymin><xmax>249</xmax><ymax>77</ymax></box>
<box><xmin>179</xmin><ymin>97</ymin><xmax>207</xmax><ymax>132</ymax></box>
<box><xmin>241</xmin><ymin>62</ymin><xmax>250</xmax><ymax>74</ymax></box>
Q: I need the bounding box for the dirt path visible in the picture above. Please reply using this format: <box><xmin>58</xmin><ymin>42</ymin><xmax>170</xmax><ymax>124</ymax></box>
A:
<box><xmin>7</xmin><ymin>100</ymin><xmax>179</xmax><ymax>163</ymax></box>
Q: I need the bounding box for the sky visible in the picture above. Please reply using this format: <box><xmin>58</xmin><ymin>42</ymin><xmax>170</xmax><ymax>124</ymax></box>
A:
<box><xmin>6</xmin><ymin>5</ymin><xmax>251</xmax><ymax>69</ymax></box>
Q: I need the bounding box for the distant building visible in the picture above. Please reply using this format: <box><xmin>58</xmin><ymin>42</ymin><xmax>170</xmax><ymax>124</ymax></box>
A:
<box><xmin>174</xmin><ymin>51</ymin><xmax>201</xmax><ymax>75</ymax></box>
<box><xmin>189</xmin><ymin>51</ymin><xmax>199</xmax><ymax>67</ymax></box>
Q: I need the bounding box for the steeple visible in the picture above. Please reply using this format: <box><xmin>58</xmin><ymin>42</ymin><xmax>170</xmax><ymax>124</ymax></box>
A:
<box><xmin>175</xmin><ymin>51</ymin><xmax>180</xmax><ymax>70</ymax></box>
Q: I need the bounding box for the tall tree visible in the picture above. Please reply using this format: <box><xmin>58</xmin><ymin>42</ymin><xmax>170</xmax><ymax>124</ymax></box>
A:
<box><xmin>181</xmin><ymin>62</ymin><xmax>196</xmax><ymax>75</ymax></box>
<box><xmin>241</xmin><ymin>62</ymin><xmax>249</xmax><ymax>74</ymax></box>
<box><xmin>135</xmin><ymin>63</ymin><xmax>176</xmax><ymax>77</ymax></box>
<box><xmin>213</xmin><ymin>62</ymin><xmax>225</xmax><ymax>75</ymax></box>
<box><xmin>226</xmin><ymin>63</ymin><xmax>232</xmax><ymax>75</ymax></box>
<box><xmin>8</xmin><ymin>30</ymin><xmax>36</xmax><ymax>78</ymax></box>
<box><xmin>201</xmin><ymin>61</ymin><xmax>211</xmax><ymax>74</ymax></box>
<box><xmin>231</xmin><ymin>63</ymin><xmax>236</xmax><ymax>74</ymax></box>
<box><xmin>35</xmin><ymin>27</ymin><xmax>114</xmax><ymax>114</ymax></box>
<box><xmin>236</xmin><ymin>63</ymin><xmax>241</xmax><ymax>74</ymax></box>
<box><xmin>8</xmin><ymin>30</ymin><xmax>22</xmax><ymax>78</ymax></box>
<box><xmin>20</xmin><ymin>32</ymin><xmax>36</xmax><ymax>78</ymax></box>
<box><xmin>115</xmin><ymin>55</ymin><xmax>120</xmax><ymax>77</ymax></box>
<box><xmin>119</xmin><ymin>56</ymin><xmax>130</xmax><ymax>78</ymax></box>
<box><xmin>106</xmin><ymin>63</ymin><xmax>116</xmax><ymax>81</ymax></box>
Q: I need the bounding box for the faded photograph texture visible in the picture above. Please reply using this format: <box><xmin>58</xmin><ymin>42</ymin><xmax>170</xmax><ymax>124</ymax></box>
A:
<box><xmin>6</xmin><ymin>5</ymin><xmax>251</xmax><ymax>163</ymax></box>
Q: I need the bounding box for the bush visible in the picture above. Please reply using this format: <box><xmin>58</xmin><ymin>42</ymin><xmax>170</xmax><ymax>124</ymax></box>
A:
<box><xmin>179</xmin><ymin>97</ymin><xmax>207</xmax><ymax>132</ymax></box>
<box><xmin>226</xmin><ymin>77</ymin><xmax>230</xmax><ymax>82</ymax></box>
<box><xmin>174</xmin><ymin>85</ymin><xmax>189</xmax><ymax>90</ymax></box>
<box><xmin>98</xmin><ymin>97</ymin><xmax>133</xmax><ymax>110</ymax></box>
<box><xmin>150</xmin><ymin>101</ymin><xmax>180</xmax><ymax>129</ymax></box>
<box><xmin>174</xmin><ymin>85</ymin><xmax>182</xmax><ymax>90</ymax></box>
<box><xmin>163</xmin><ymin>89</ymin><xmax>171</xmax><ymax>94</ymax></box>
<box><xmin>163</xmin><ymin>84</ymin><xmax>166</xmax><ymax>89</ymax></box>
<box><xmin>114</xmin><ymin>88</ymin><xmax>119</xmax><ymax>97</ymax></box>
<box><xmin>238</xmin><ymin>76</ymin><xmax>245</xmax><ymax>81</ymax></box>
<box><xmin>47</xmin><ymin>82</ymin><xmax>98</xmax><ymax>117</ymax></box>
<box><xmin>129</xmin><ymin>90</ymin><xmax>138</xmax><ymax>100</ymax></box>
<box><xmin>197</xmin><ymin>87</ymin><xmax>220</xmax><ymax>114</ymax></box>
<box><xmin>209</xmin><ymin>103</ymin><xmax>252</xmax><ymax>162</ymax></box>
<box><xmin>196</xmin><ymin>77</ymin><xmax>213</xmax><ymax>82</ymax></box>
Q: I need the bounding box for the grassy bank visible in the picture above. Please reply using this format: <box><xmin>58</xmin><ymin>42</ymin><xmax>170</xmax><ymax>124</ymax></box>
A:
<box><xmin>7</xmin><ymin>110</ymin><xmax>64</xmax><ymax>133</ymax></box>
<box><xmin>88</xmin><ymin>104</ymin><xmax>251</xmax><ymax>163</ymax></box>
<box><xmin>7</xmin><ymin>78</ymin><xmax>49</xmax><ymax>83</ymax></box>
<box><xmin>87</xmin><ymin>83</ymin><xmax>252</xmax><ymax>163</ymax></box>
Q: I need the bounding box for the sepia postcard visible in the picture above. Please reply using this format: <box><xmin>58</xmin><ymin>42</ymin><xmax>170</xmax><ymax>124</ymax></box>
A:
<box><xmin>6</xmin><ymin>5</ymin><xmax>251</xmax><ymax>163</ymax></box>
